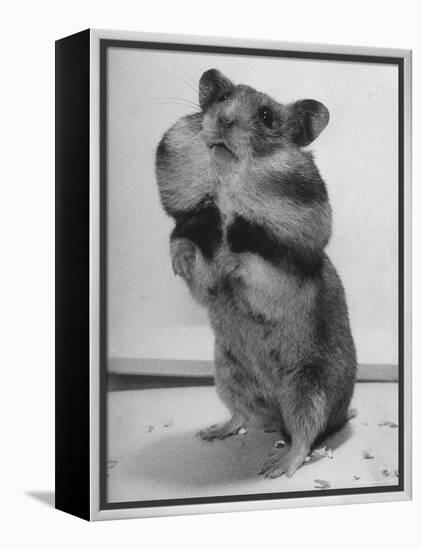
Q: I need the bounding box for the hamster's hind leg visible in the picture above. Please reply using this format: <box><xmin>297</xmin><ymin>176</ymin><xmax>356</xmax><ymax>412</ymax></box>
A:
<box><xmin>259</xmin><ymin>363</ymin><xmax>328</xmax><ymax>478</ymax></box>
<box><xmin>197</xmin><ymin>345</ymin><xmax>250</xmax><ymax>441</ymax></box>
<box><xmin>197</xmin><ymin>411</ymin><xmax>246</xmax><ymax>441</ymax></box>
<box><xmin>259</xmin><ymin>434</ymin><xmax>311</xmax><ymax>478</ymax></box>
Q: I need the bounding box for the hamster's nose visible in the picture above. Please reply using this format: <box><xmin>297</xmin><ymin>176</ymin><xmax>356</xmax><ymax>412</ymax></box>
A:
<box><xmin>218</xmin><ymin>114</ymin><xmax>234</xmax><ymax>129</ymax></box>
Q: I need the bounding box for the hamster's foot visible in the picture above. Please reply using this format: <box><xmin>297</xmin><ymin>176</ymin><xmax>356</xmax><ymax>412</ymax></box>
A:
<box><xmin>197</xmin><ymin>415</ymin><xmax>246</xmax><ymax>441</ymax></box>
<box><xmin>171</xmin><ymin>239</ymin><xmax>196</xmax><ymax>279</ymax></box>
<box><xmin>259</xmin><ymin>445</ymin><xmax>308</xmax><ymax>478</ymax></box>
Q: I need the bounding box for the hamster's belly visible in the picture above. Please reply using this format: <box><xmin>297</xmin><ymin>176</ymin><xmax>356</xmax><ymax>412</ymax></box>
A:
<box><xmin>208</xmin><ymin>286</ymin><xmax>312</xmax><ymax>424</ymax></box>
<box><xmin>210</xmin><ymin>304</ymin><xmax>284</xmax><ymax>419</ymax></box>
<box><xmin>208</xmin><ymin>167</ymin><xmax>317</xmax><ymax>407</ymax></box>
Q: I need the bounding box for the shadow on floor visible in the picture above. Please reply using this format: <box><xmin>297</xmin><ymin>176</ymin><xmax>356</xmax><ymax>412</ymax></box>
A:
<box><xmin>126</xmin><ymin>422</ymin><xmax>354</xmax><ymax>489</ymax></box>
<box><xmin>26</xmin><ymin>491</ymin><xmax>55</xmax><ymax>508</ymax></box>
<box><xmin>323</xmin><ymin>421</ymin><xmax>354</xmax><ymax>450</ymax></box>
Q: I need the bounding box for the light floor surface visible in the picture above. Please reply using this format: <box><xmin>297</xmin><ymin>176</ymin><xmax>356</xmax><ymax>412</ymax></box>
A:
<box><xmin>107</xmin><ymin>382</ymin><xmax>399</xmax><ymax>503</ymax></box>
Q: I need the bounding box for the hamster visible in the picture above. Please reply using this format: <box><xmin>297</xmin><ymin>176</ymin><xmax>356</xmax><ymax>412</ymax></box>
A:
<box><xmin>155</xmin><ymin>69</ymin><xmax>356</xmax><ymax>478</ymax></box>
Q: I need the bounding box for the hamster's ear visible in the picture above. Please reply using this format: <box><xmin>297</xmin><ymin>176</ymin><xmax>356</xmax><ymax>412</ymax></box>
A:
<box><xmin>199</xmin><ymin>69</ymin><xmax>234</xmax><ymax>111</ymax></box>
<box><xmin>286</xmin><ymin>100</ymin><xmax>329</xmax><ymax>146</ymax></box>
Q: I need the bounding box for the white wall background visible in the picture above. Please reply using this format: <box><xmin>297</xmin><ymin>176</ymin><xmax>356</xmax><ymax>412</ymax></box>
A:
<box><xmin>108</xmin><ymin>48</ymin><xmax>398</xmax><ymax>365</ymax></box>
<box><xmin>2</xmin><ymin>0</ymin><xmax>420</xmax><ymax>548</ymax></box>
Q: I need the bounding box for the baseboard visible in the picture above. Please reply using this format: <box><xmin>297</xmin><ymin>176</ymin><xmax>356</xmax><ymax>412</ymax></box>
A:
<box><xmin>108</xmin><ymin>357</ymin><xmax>398</xmax><ymax>383</ymax></box>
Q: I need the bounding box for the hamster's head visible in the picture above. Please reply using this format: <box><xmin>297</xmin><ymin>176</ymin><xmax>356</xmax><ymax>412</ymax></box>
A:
<box><xmin>199</xmin><ymin>69</ymin><xmax>329</xmax><ymax>161</ymax></box>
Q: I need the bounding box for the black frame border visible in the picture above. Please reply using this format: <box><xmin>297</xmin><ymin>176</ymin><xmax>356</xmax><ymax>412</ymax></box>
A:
<box><xmin>99</xmin><ymin>38</ymin><xmax>405</xmax><ymax>511</ymax></box>
<box><xmin>55</xmin><ymin>29</ymin><xmax>91</xmax><ymax>521</ymax></box>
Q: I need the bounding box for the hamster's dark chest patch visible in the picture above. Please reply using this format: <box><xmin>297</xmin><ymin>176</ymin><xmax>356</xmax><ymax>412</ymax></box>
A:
<box><xmin>227</xmin><ymin>216</ymin><xmax>279</xmax><ymax>260</ymax></box>
<box><xmin>227</xmin><ymin>215</ymin><xmax>324</xmax><ymax>279</ymax></box>
<box><xmin>171</xmin><ymin>198</ymin><xmax>223</xmax><ymax>260</ymax></box>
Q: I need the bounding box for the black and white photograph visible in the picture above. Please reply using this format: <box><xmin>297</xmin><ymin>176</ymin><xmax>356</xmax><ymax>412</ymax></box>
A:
<box><xmin>100</xmin><ymin>36</ymin><xmax>407</xmax><ymax>510</ymax></box>
<box><xmin>54</xmin><ymin>29</ymin><xmax>411</xmax><ymax>522</ymax></box>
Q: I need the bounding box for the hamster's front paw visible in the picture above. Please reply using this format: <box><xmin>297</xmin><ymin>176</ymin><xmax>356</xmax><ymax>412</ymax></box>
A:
<box><xmin>259</xmin><ymin>446</ymin><xmax>308</xmax><ymax>479</ymax></box>
<box><xmin>171</xmin><ymin>238</ymin><xmax>196</xmax><ymax>279</ymax></box>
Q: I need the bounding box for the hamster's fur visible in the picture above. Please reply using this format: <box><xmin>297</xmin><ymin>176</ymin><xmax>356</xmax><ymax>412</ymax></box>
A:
<box><xmin>155</xmin><ymin>69</ymin><xmax>356</xmax><ymax>478</ymax></box>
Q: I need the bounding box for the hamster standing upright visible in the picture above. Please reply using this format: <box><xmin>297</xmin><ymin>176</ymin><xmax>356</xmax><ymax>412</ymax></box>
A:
<box><xmin>155</xmin><ymin>69</ymin><xmax>357</xmax><ymax>478</ymax></box>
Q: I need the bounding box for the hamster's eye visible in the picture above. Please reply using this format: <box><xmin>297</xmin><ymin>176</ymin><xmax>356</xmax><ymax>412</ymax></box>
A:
<box><xmin>217</xmin><ymin>92</ymin><xmax>231</xmax><ymax>102</ymax></box>
<box><xmin>259</xmin><ymin>106</ymin><xmax>273</xmax><ymax>128</ymax></box>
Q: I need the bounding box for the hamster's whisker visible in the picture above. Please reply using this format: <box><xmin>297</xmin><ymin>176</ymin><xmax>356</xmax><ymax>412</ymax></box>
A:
<box><xmin>137</xmin><ymin>59</ymin><xmax>198</xmax><ymax>94</ymax></box>
<box><xmin>154</xmin><ymin>101</ymin><xmax>200</xmax><ymax>111</ymax></box>
<box><xmin>161</xmin><ymin>96</ymin><xmax>200</xmax><ymax>109</ymax></box>
<box><xmin>153</xmin><ymin>64</ymin><xmax>199</xmax><ymax>96</ymax></box>
<box><xmin>174</xmin><ymin>74</ymin><xmax>198</xmax><ymax>95</ymax></box>
<box><xmin>130</xmin><ymin>100</ymin><xmax>200</xmax><ymax>114</ymax></box>
<box><xmin>176</xmin><ymin>67</ymin><xmax>200</xmax><ymax>91</ymax></box>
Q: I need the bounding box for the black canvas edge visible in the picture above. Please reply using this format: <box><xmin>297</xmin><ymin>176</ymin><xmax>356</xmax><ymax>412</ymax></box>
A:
<box><xmin>97</xmin><ymin>38</ymin><xmax>405</xmax><ymax>512</ymax></box>
<box><xmin>55</xmin><ymin>28</ymin><xmax>91</xmax><ymax>521</ymax></box>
